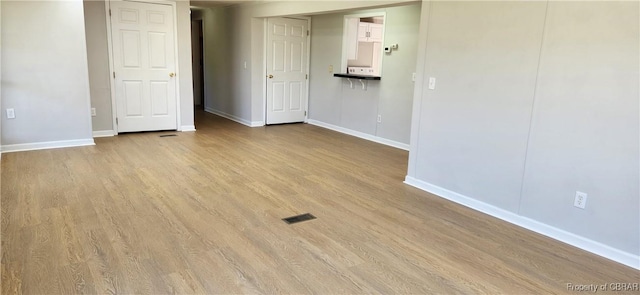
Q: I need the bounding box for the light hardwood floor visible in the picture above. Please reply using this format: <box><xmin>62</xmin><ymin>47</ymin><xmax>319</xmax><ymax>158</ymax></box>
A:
<box><xmin>2</xmin><ymin>111</ymin><xmax>638</xmax><ymax>294</ymax></box>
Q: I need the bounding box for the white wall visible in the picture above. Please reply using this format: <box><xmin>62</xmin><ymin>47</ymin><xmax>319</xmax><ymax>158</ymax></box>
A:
<box><xmin>200</xmin><ymin>0</ymin><xmax>420</xmax><ymax>128</ymax></box>
<box><xmin>308</xmin><ymin>4</ymin><xmax>421</xmax><ymax>145</ymax></box>
<box><xmin>407</xmin><ymin>1</ymin><xmax>639</xmax><ymax>268</ymax></box>
<box><xmin>1</xmin><ymin>0</ymin><xmax>94</xmax><ymax>149</ymax></box>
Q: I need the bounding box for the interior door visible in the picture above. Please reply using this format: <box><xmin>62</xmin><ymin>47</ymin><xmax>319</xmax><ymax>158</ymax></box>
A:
<box><xmin>266</xmin><ymin>18</ymin><xmax>308</xmax><ymax>125</ymax></box>
<box><xmin>110</xmin><ymin>0</ymin><xmax>177</xmax><ymax>132</ymax></box>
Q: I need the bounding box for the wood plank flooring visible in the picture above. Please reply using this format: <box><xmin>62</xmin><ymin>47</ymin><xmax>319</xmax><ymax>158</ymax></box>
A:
<box><xmin>2</xmin><ymin>111</ymin><xmax>638</xmax><ymax>294</ymax></box>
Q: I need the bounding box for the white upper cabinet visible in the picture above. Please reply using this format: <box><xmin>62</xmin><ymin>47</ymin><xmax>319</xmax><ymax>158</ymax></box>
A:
<box><xmin>357</xmin><ymin>22</ymin><xmax>384</xmax><ymax>42</ymax></box>
<box><xmin>368</xmin><ymin>23</ymin><xmax>384</xmax><ymax>42</ymax></box>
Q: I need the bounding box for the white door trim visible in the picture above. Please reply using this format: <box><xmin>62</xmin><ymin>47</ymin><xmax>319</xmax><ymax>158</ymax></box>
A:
<box><xmin>262</xmin><ymin>16</ymin><xmax>311</xmax><ymax>125</ymax></box>
<box><xmin>104</xmin><ymin>0</ymin><xmax>182</xmax><ymax>133</ymax></box>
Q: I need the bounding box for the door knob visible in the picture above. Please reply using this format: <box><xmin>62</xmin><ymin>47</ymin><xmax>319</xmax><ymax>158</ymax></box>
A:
<box><xmin>267</xmin><ymin>74</ymin><xmax>273</xmax><ymax>79</ymax></box>
<box><xmin>169</xmin><ymin>72</ymin><xmax>175</xmax><ymax>77</ymax></box>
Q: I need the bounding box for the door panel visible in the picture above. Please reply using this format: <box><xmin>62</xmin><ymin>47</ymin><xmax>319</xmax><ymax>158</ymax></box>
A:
<box><xmin>266</xmin><ymin>17</ymin><xmax>308</xmax><ymax>125</ymax></box>
<box><xmin>148</xmin><ymin>32</ymin><xmax>168</xmax><ymax>68</ymax></box>
<box><xmin>289</xmin><ymin>82</ymin><xmax>302</xmax><ymax>110</ymax></box>
<box><xmin>110</xmin><ymin>0</ymin><xmax>177</xmax><ymax>132</ymax></box>
<box><xmin>272</xmin><ymin>82</ymin><xmax>285</xmax><ymax>112</ymax></box>
<box><xmin>124</xmin><ymin>81</ymin><xmax>143</xmax><ymax>116</ymax></box>
<box><xmin>150</xmin><ymin>81</ymin><xmax>169</xmax><ymax>115</ymax></box>
<box><xmin>121</xmin><ymin>31</ymin><xmax>141</xmax><ymax>67</ymax></box>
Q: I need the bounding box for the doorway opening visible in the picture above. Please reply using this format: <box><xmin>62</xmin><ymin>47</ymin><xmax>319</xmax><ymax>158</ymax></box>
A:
<box><xmin>191</xmin><ymin>18</ymin><xmax>204</xmax><ymax>111</ymax></box>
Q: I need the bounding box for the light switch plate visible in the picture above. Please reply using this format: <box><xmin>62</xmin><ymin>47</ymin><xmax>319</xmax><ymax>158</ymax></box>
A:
<box><xmin>428</xmin><ymin>77</ymin><xmax>436</xmax><ymax>90</ymax></box>
<box><xmin>6</xmin><ymin>108</ymin><xmax>15</xmax><ymax>119</ymax></box>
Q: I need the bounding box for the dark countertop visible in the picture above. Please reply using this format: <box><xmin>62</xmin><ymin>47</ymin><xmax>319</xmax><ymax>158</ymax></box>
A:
<box><xmin>333</xmin><ymin>73</ymin><xmax>381</xmax><ymax>80</ymax></box>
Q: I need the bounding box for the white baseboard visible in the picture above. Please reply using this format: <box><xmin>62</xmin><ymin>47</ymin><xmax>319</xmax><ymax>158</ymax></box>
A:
<box><xmin>251</xmin><ymin>121</ymin><xmax>265</xmax><ymax>127</ymax></box>
<box><xmin>307</xmin><ymin>119</ymin><xmax>409</xmax><ymax>151</ymax></box>
<box><xmin>403</xmin><ymin>176</ymin><xmax>640</xmax><ymax>270</ymax></box>
<box><xmin>205</xmin><ymin>108</ymin><xmax>264</xmax><ymax>128</ymax></box>
<box><xmin>1</xmin><ymin>138</ymin><xmax>95</xmax><ymax>153</ymax></box>
<box><xmin>180</xmin><ymin>125</ymin><xmax>196</xmax><ymax>132</ymax></box>
<box><xmin>93</xmin><ymin>130</ymin><xmax>115</xmax><ymax>137</ymax></box>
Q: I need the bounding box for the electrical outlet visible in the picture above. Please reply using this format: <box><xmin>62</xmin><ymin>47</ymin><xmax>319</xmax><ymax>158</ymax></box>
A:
<box><xmin>377</xmin><ymin>115</ymin><xmax>382</xmax><ymax>123</ymax></box>
<box><xmin>328</xmin><ymin>65</ymin><xmax>333</xmax><ymax>73</ymax></box>
<box><xmin>574</xmin><ymin>191</ymin><xmax>587</xmax><ymax>209</ymax></box>
<box><xmin>91</xmin><ymin>108</ymin><xmax>97</xmax><ymax>117</ymax></box>
<box><xmin>6</xmin><ymin>108</ymin><xmax>15</xmax><ymax>119</ymax></box>
<box><xmin>428</xmin><ymin>77</ymin><xmax>436</xmax><ymax>90</ymax></box>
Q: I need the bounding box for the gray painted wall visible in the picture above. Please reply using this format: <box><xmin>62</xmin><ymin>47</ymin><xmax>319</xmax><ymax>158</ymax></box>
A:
<box><xmin>0</xmin><ymin>0</ymin><xmax>3</xmax><ymax>148</ymax></box>
<box><xmin>309</xmin><ymin>4</ymin><xmax>421</xmax><ymax>144</ymax></box>
<box><xmin>414</xmin><ymin>1</ymin><xmax>547</xmax><ymax>212</ymax></box>
<box><xmin>1</xmin><ymin>0</ymin><xmax>93</xmax><ymax>145</ymax></box>
<box><xmin>518</xmin><ymin>1</ymin><xmax>639</xmax><ymax>256</ymax></box>
<box><xmin>82</xmin><ymin>0</ymin><xmax>195</xmax><ymax>132</ymax></box>
<box><xmin>201</xmin><ymin>7</ymin><xmax>251</xmax><ymax>123</ymax></box>
<box><xmin>408</xmin><ymin>1</ymin><xmax>639</xmax><ymax>258</ymax></box>
<box><xmin>83</xmin><ymin>0</ymin><xmax>113</xmax><ymax>132</ymax></box>
<box><xmin>199</xmin><ymin>0</ymin><xmax>420</xmax><ymax>128</ymax></box>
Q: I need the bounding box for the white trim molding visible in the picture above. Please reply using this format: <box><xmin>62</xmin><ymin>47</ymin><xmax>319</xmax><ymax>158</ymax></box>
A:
<box><xmin>404</xmin><ymin>176</ymin><xmax>640</xmax><ymax>270</ymax></box>
<box><xmin>307</xmin><ymin>119</ymin><xmax>409</xmax><ymax>151</ymax></box>
<box><xmin>104</xmin><ymin>0</ymin><xmax>182</xmax><ymax>134</ymax></box>
<box><xmin>1</xmin><ymin>139</ymin><xmax>95</xmax><ymax>154</ymax></box>
<box><xmin>180</xmin><ymin>125</ymin><xmax>196</xmax><ymax>132</ymax></box>
<box><xmin>93</xmin><ymin>130</ymin><xmax>115</xmax><ymax>138</ymax></box>
<box><xmin>205</xmin><ymin>108</ymin><xmax>264</xmax><ymax>128</ymax></box>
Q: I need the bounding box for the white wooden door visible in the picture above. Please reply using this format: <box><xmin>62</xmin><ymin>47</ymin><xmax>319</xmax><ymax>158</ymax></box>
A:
<box><xmin>110</xmin><ymin>0</ymin><xmax>177</xmax><ymax>132</ymax></box>
<box><xmin>266</xmin><ymin>18</ymin><xmax>308</xmax><ymax>125</ymax></box>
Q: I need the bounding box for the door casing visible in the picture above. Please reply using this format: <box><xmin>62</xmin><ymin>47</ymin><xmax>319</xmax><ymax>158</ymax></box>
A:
<box><xmin>262</xmin><ymin>16</ymin><xmax>312</xmax><ymax>126</ymax></box>
<box><xmin>104</xmin><ymin>0</ymin><xmax>182</xmax><ymax>134</ymax></box>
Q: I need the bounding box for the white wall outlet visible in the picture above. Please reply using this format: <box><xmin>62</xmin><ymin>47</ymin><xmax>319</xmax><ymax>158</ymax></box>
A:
<box><xmin>91</xmin><ymin>108</ymin><xmax>97</xmax><ymax>117</ymax></box>
<box><xmin>328</xmin><ymin>65</ymin><xmax>333</xmax><ymax>73</ymax></box>
<box><xmin>574</xmin><ymin>191</ymin><xmax>587</xmax><ymax>209</ymax></box>
<box><xmin>412</xmin><ymin>73</ymin><xmax>416</xmax><ymax>82</ymax></box>
<box><xmin>6</xmin><ymin>108</ymin><xmax>15</xmax><ymax>119</ymax></box>
<box><xmin>391</xmin><ymin>44</ymin><xmax>398</xmax><ymax>50</ymax></box>
<box><xmin>428</xmin><ymin>77</ymin><xmax>436</xmax><ymax>90</ymax></box>
<box><xmin>377</xmin><ymin>114</ymin><xmax>382</xmax><ymax>123</ymax></box>
<box><xmin>243</xmin><ymin>61</ymin><xmax>247</xmax><ymax>69</ymax></box>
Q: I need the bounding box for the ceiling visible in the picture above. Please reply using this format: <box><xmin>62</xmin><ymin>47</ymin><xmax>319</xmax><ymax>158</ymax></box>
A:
<box><xmin>190</xmin><ymin>0</ymin><xmax>254</xmax><ymax>8</ymax></box>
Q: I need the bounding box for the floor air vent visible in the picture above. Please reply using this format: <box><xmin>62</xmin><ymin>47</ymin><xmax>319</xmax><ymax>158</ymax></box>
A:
<box><xmin>159</xmin><ymin>134</ymin><xmax>177</xmax><ymax>137</ymax></box>
<box><xmin>282</xmin><ymin>213</ymin><xmax>316</xmax><ymax>224</ymax></box>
